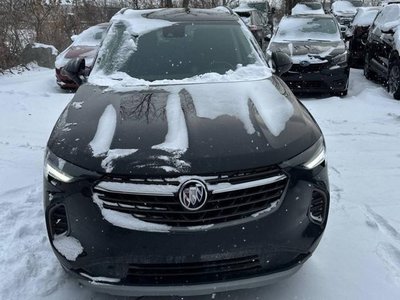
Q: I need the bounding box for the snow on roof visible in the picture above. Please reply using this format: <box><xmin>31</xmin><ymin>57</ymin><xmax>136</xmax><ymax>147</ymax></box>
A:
<box><xmin>291</xmin><ymin>3</ymin><xmax>325</xmax><ymax>15</ymax></box>
<box><xmin>111</xmin><ymin>9</ymin><xmax>175</xmax><ymax>36</ymax></box>
<box><xmin>332</xmin><ymin>1</ymin><xmax>358</xmax><ymax>14</ymax></box>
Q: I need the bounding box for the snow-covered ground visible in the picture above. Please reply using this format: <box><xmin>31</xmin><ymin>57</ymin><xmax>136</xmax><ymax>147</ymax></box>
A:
<box><xmin>0</xmin><ymin>67</ymin><xmax>399</xmax><ymax>299</ymax></box>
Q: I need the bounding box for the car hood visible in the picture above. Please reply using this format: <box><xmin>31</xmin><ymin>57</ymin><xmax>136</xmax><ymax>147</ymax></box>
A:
<box><xmin>48</xmin><ymin>79</ymin><xmax>321</xmax><ymax>176</ymax></box>
<box><xmin>269</xmin><ymin>40</ymin><xmax>345</xmax><ymax>63</ymax></box>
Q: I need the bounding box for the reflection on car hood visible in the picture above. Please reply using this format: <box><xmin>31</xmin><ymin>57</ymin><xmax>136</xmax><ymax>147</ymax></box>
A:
<box><xmin>48</xmin><ymin>80</ymin><xmax>321</xmax><ymax>176</ymax></box>
<box><xmin>269</xmin><ymin>40</ymin><xmax>345</xmax><ymax>63</ymax></box>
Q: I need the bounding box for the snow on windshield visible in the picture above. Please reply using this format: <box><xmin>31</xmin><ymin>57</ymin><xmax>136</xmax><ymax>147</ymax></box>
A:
<box><xmin>274</xmin><ymin>17</ymin><xmax>340</xmax><ymax>42</ymax></box>
<box><xmin>90</xmin><ymin>9</ymin><xmax>269</xmax><ymax>86</ymax></box>
<box><xmin>352</xmin><ymin>8</ymin><xmax>380</xmax><ymax>26</ymax></box>
<box><xmin>291</xmin><ymin>3</ymin><xmax>325</xmax><ymax>15</ymax></box>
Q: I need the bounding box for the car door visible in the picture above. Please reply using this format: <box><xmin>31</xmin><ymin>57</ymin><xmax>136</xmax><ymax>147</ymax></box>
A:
<box><xmin>368</xmin><ymin>6</ymin><xmax>399</xmax><ymax>75</ymax></box>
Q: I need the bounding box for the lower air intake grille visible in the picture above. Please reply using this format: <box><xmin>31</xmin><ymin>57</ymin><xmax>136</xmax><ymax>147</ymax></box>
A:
<box><xmin>49</xmin><ymin>205</ymin><xmax>69</xmax><ymax>235</ymax></box>
<box><xmin>126</xmin><ymin>255</ymin><xmax>262</xmax><ymax>285</ymax></box>
<box><xmin>309</xmin><ymin>190</ymin><xmax>327</xmax><ymax>224</ymax></box>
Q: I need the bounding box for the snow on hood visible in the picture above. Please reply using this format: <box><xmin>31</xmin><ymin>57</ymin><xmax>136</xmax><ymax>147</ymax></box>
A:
<box><xmin>291</xmin><ymin>4</ymin><xmax>325</xmax><ymax>15</ymax></box>
<box><xmin>268</xmin><ymin>40</ymin><xmax>345</xmax><ymax>64</ymax></box>
<box><xmin>332</xmin><ymin>1</ymin><xmax>358</xmax><ymax>15</ymax></box>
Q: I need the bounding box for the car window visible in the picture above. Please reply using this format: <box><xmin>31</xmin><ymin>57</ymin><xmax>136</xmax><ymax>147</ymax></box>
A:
<box><xmin>274</xmin><ymin>17</ymin><xmax>340</xmax><ymax>42</ymax></box>
<box><xmin>374</xmin><ymin>5</ymin><xmax>400</xmax><ymax>27</ymax></box>
<box><xmin>94</xmin><ymin>23</ymin><xmax>262</xmax><ymax>81</ymax></box>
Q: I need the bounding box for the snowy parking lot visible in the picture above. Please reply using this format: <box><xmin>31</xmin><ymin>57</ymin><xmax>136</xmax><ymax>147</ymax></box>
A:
<box><xmin>0</xmin><ymin>66</ymin><xmax>399</xmax><ymax>299</ymax></box>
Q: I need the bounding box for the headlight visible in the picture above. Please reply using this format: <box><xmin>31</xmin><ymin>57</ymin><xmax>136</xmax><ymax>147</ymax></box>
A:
<box><xmin>331</xmin><ymin>51</ymin><xmax>348</xmax><ymax>65</ymax></box>
<box><xmin>302</xmin><ymin>141</ymin><xmax>326</xmax><ymax>169</ymax></box>
<box><xmin>280</xmin><ymin>137</ymin><xmax>326</xmax><ymax>170</ymax></box>
<box><xmin>44</xmin><ymin>150</ymin><xmax>74</xmax><ymax>183</ymax></box>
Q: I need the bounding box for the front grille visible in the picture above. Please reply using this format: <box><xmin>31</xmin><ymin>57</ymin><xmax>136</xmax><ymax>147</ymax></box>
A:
<box><xmin>309</xmin><ymin>190</ymin><xmax>327</xmax><ymax>224</ymax></box>
<box><xmin>289</xmin><ymin>62</ymin><xmax>330</xmax><ymax>73</ymax></box>
<box><xmin>94</xmin><ymin>166</ymin><xmax>288</xmax><ymax>227</ymax></box>
<box><xmin>126</xmin><ymin>255</ymin><xmax>262</xmax><ymax>285</ymax></box>
<box><xmin>49</xmin><ymin>205</ymin><xmax>69</xmax><ymax>235</ymax></box>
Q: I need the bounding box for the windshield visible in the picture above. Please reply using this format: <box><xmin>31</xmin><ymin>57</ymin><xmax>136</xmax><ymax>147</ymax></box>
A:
<box><xmin>274</xmin><ymin>17</ymin><xmax>340</xmax><ymax>42</ymax></box>
<box><xmin>304</xmin><ymin>3</ymin><xmax>323</xmax><ymax>9</ymax></box>
<box><xmin>248</xmin><ymin>3</ymin><xmax>267</xmax><ymax>12</ymax></box>
<box><xmin>73</xmin><ymin>24</ymin><xmax>108</xmax><ymax>47</ymax></box>
<box><xmin>92</xmin><ymin>22</ymin><xmax>261</xmax><ymax>81</ymax></box>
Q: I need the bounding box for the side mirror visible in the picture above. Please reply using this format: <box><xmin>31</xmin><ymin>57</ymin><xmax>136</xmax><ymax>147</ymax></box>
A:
<box><xmin>271</xmin><ymin>52</ymin><xmax>292</xmax><ymax>76</ymax></box>
<box><xmin>61</xmin><ymin>58</ymin><xmax>86</xmax><ymax>86</ymax></box>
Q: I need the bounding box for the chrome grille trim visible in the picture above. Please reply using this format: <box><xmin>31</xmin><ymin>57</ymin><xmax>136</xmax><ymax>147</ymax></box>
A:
<box><xmin>95</xmin><ymin>174</ymin><xmax>287</xmax><ymax>196</ymax></box>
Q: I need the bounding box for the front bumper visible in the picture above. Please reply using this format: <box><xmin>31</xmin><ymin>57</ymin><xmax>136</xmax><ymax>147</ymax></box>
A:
<box><xmin>44</xmin><ymin>164</ymin><xmax>329</xmax><ymax>296</ymax></box>
<box><xmin>281</xmin><ymin>64</ymin><xmax>349</xmax><ymax>94</ymax></box>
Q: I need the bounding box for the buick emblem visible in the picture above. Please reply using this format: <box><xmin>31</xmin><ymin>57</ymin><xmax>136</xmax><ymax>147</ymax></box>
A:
<box><xmin>299</xmin><ymin>60</ymin><xmax>310</xmax><ymax>67</ymax></box>
<box><xmin>179</xmin><ymin>180</ymin><xmax>208</xmax><ymax>211</ymax></box>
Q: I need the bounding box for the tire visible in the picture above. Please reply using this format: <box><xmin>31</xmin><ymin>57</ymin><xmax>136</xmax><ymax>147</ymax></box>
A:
<box><xmin>364</xmin><ymin>51</ymin><xmax>374</xmax><ymax>80</ymax></box>
<box><xmin>387</xmin><ymin>58</ymin><xmax>400</xmax><ymax>100</ymax></box>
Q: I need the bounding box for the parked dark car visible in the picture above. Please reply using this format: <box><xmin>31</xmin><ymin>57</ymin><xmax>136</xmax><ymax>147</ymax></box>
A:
<box><xmin>364</xmin><ymin>4</ymin><xmax>400</xmax><ymax>99</ymax></box>
<box><xmin>345</xmin><ymin>7</ymin><xmax>381</xmax><ymax>67</ymax></box>
<box><xmin>268</xmin><ymin>14</ymin><xmax>349</xmax><ymax>96</ymax></box>
<box><xmin>331</xmin><ymin>0</ymin><xmax>364</xmax><ymax>32</ymax></box>
<box><xmin>234</xmin><ymin>5</ymin><xmax>271</xmax><ymax>48</ymax></box>
<box><xmin>44</xmin><ymin>8</ymin><xmax>329</xmax><ymax>297</ymax></box>
<box><xmin>228</xmin><ymin>0</ymin><xmax>274</xmax><ymax>32</ymax></box>
<box><xmin>55</xmin><ymin>23</ymin><xmax>108</xmax><ymax>89</ymax></box>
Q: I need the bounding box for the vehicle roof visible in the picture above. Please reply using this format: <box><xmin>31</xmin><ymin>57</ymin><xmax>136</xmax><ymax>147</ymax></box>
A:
<box><xmin>284</xmin><ymin>14</ymin><xmax>334</xmax><ymax>19</ymax></box>
<box><xmin>119</xmin><ymin>8</ymin><xmax>239</xmax><ymax>22</ymax></box>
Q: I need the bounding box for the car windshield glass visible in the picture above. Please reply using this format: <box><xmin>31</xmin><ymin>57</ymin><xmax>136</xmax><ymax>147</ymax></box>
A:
<box><xmin>74</xmin><ymin>25</ymin><xmax>108</xmax><ymax>46</ymax></box>
<box><xmin>274</xmin><ymin>17</ymin><xmax>340</xmax><ymax>41</ymax></box>
<box><xmin>92</xmin><ymin>22</ymin><xmax>261</xmax><ymax>81</ymax></box>
<box><xmin>248</xmin><ymin>3</ymin><xmax>267</xmax><ymax>12</ymax></box>
<box><xmin>350</xmin><ymin>0</ymin><xmax>363</xmax><ymax>7</ymax></box>
<box><xmin>305</xmin><ymin>3</ymin><xmax>322</xmax><ymax>9</ymax></box>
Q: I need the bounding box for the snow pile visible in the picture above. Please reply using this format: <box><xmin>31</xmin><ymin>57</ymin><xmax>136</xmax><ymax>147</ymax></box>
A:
<box><xmin>89</xmin><ymin>104</ymin><xmax>117</xmax><ymax>156</ymax></box>
<box><xmin>52</xmin><ymin>234</ymin><xmax>83</xmax><ymax>261</ymax></box>
<box><xmin>32</xmin><ymin>43</ymin><xmax>58</xmax><ymax>56</ymax></box>
<box><xmin>152</xmin><ymin>92</ymin><xmax>188</xmax><ymax>153</ymax></box>
<box><xmin>291</xmin><ymin>4</ymin><xmax>325</xmax><ymax>15</ymax></box>
<box><xmin>93</xmin><ymin>194</ymin><xmax>172</xmax><ymax>232</ymax></box>
<box><xmin>90</xmin><ymin>64</ymin><xmax>271</xmax><ymax>89</ymax></box>
<box><xmin>100</xmin><ymin>148</ymin><xmax>138</xmax><ymax>173</ymax></box>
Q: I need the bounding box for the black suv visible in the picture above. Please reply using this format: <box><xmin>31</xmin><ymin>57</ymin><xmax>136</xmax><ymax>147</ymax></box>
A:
<box><xmin>364</xmin><ymin>4</ymin><xmax>400</xmax><ymax>99</ymax></box>
<box><xmin>268</xmin><ymin>14</ymin><xmax>349</xmax><ymax>96</ymax></box>
<box><xmin>44</xmin><ymin>8</ymin><xmax>329</xmax><ymax>297</ymax></box>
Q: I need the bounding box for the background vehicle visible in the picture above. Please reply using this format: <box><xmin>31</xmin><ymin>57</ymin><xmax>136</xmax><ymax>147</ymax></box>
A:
<box><xmin>364</xmin><ymin>4</ymin><xmax>400</xmax><ymax>99</ymax></box>
<box><xmin>233</xmin><ymin>5</ymin><xmax>271</xmax><ymax>48</ymax></box>
<box><xmin>55</xmin><ymin>23</ymin><xmax>108</xmax><ymax>89</ymax></box>
<box><xmin>44</xmin><ymin>8</ymin><xmax>329</xmax><ymax>297</ymax></box>
<box><xmin>268</xmin><ymin>14</ymin><xmax>349</xmax><ymax>96</ymax></box>
<box><xmin>345</xmin><ymin>7</ymin><xmax>381</xmax><ymax>67</ymax></box>
<box><xmin>228</xmin><ymin>0</ymin><xmax>274</xmax><ymax>32</ymax></box>
<box><xmin>331</xmin><ymin>0</ymin><xmax>364</xmax><ymax>32</ymax></box>
<box><xmin>291</xmin><ymin>1</ymin><xmax>325</xmax><ymax>15</ymax></box>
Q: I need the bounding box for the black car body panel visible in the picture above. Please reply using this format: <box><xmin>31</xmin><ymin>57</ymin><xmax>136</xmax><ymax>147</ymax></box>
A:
<box><xmin>44</xmin><ymin>8</ymin><xmax>330</xmax><ymax>296</ymax></box>
<box><xmin>48</xmin><ymin>81</ymin><xmax>321</xmax><ymax>176</ymax></box>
